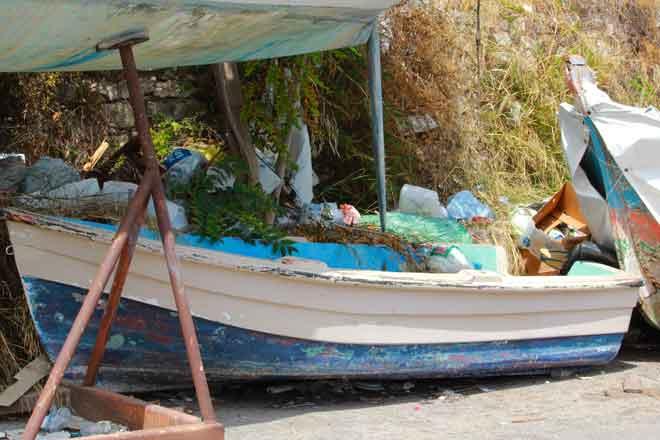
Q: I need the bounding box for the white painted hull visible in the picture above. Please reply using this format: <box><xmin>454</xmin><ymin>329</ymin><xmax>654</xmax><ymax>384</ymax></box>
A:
<box><xmin>6</xmin><ymin>213</ymin><xmax>642</xmax><ymax>346</ymax></box>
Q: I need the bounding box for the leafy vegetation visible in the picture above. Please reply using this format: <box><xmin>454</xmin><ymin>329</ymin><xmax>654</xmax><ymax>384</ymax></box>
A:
<box><xmin>168</xmin><ymin>156</ymin><xmax>297</xmax><ymax>257</ymax></box>
<box><xmin>150</xmin><ymin>115</ymin><xmax>222</xmax><ymax>161</ymax></box>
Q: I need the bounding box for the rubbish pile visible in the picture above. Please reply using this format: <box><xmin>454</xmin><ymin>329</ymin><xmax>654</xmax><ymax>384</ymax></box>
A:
<box><xmin>9</xmin><ymin>406</ymin><xmax>128</xmax><ymax>439</ymax></box>
<box><xmin>2</xmin><ymin>137</ymin><xmax>615</xmax><ymax>278</ymax></box>
<box><xmin>511</xmin><ymin>183</ymin><xmax>617</xmax><ymax>276</ymax></box>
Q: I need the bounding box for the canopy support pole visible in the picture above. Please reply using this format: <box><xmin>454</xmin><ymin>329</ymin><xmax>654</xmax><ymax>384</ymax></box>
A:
<box><xmin>368</xmin><ymin>21</ymin><xmax>387</xmax><ymax>232</ymax></box>
<box><xmin>22</xmin><ymin>30</ymin><xmax>222</xmax><ymax>440</ymax></box>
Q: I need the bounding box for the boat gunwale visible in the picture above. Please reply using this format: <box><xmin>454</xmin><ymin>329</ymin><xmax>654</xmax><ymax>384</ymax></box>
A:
<box><xmin>4</xmin><ymin>208</ymin><xmax>645</xmax><ymax>291</ymax></box>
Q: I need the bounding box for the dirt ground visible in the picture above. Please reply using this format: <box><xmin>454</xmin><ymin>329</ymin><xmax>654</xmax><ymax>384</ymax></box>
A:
<box><xmin>4</xmin><ymin>347</ymin><xmax>660</xmax><ymax>439</ymax></box>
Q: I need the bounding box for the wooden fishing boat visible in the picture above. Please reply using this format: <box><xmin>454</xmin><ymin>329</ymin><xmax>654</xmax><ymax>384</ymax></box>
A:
<box><xmin>0</xmin><ymin>6</ymin><xmax>645</xmax><ymax>394</ymax></box>
<box><xmin>6</xmin><ymin>209</ymin><xmax>642</xmax><ymax>391</ymax></box>
<box><xmin>564</xmin><ymin>56</ymin><xmax>660</xmax><ymax>330</ymax></box>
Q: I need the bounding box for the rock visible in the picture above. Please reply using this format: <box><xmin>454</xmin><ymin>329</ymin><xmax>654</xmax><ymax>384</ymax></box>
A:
<box><xmin>407</xmin><ymin>114</ymin><xmax>439</xmax><ymax>133</ymax></box>
<box><xmin>44</xmin><ymin>178</ymin><xmax>100</xmax><ymax>199</ymax></box>
<box><xmin>93</xmin><ymin>81</ymin><xmax>125</xmax><ymax>101</ymax></box>
<box><xmin>22</xmin><ymin>157</ymin><xmax>80</xmax><ymax>194</ymax></box>
<box><xmin>494</xmin><ymin>32</ymin><xmax>512</xmax><ymax>46</ymax></box>
<box><xmin>509</xmin><ymin>101</ymin><xmax>523</xmax><ymax>125</ymax></box>
<box><xmin>103</xmin><ymin>102</ymin><xmax>135</xmax><ymax>128</ymax></box>
<box><xmin>147</xmin><ymin>99</ymin><xmax>205</xmax><ymax>120</ymax></box>
<box><xmin>153</xmin><ymin>80</ymin><xmax>196</xmax><ymax>98</ymax></box>
<box><xmin>0</xmin><ymin>156</ymin><xmax>27</xmax><ymax>191</ymax></box>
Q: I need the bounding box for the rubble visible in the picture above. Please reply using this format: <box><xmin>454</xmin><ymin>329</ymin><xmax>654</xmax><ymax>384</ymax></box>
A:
<box><xmin>21</xmin><ymin>157</ymin><xmax>80</xmax><ymax>194</ymax></box>
<box><xmin>0</xmin><ymin>156</ymin><xmax>27</xmax><ymax>192</ymax></box>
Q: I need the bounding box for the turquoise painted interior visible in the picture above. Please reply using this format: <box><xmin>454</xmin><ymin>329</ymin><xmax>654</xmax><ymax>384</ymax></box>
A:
<box><xmin>65</xmin><ymin>218</ymin><xmax>504</xmax><ymax>273</ymax></box>
<box><xmin>567</xmin><ymin>261</ymin><xmax>619</xmax><ymax>277</ymax></box>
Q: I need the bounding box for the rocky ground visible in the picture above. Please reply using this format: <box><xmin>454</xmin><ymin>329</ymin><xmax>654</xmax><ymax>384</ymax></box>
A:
<box><xmin>3</xmin><ymin>346</ymin><xmax>660</xmax><ymax>439</ymax></box>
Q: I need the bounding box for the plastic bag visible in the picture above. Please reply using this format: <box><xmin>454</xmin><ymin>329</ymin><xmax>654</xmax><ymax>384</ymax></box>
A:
<box><xmin>163</xmin><ymin>148</ymin><xmax>207</xmax><ymax>188</ymax></box>
<box><xmin>446</xmin><ymin>190</ymin><xmax>494</xmax><ymax>221</ymax></box>
<box><xmin>41</xmin><ymin>407</ymin><xmax>72</xmax><ymax>433</ymax></box>
<box><xmin>424</xmin><ymin>245</ymin><xmax>473</xmax><ymax>273</ymax></box>
<box><xmin>102</xmin><ymin>181</ymin><xmax>189</xmax><ymax>231</ymax></box>
<box><xmin>398</xmin><ymin>184</ymin><xmax>448</xmax><ymax>218</ymax></box>
<box><xmin>360</xmin><ymin>212</ymin><xmax>473</xmax><ymax>244</ymax></box>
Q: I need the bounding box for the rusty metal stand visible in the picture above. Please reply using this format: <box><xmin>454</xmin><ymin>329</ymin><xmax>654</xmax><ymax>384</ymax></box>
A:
<box><xmin>22</xmin><ymin>31</ymin><xmax>223</xmax><ymax>440</ymax></box>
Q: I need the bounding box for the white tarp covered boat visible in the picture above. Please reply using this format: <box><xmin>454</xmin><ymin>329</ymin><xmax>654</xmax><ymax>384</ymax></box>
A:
<box><xmin>0</xmin><ymin>0</ymin><xmax>397</xmax><ymax>71</ymax></box>
<box><xmin>562</xmin><ymin>55</ymin><xmax>660</xmax><ymax>329</ymax></box>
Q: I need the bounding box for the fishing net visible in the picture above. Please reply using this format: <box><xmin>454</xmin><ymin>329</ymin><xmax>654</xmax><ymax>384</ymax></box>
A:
<box><xmin>360</xmin><ymin>212</ymin><xmax>472</xmax><ymax>245</ymax></box>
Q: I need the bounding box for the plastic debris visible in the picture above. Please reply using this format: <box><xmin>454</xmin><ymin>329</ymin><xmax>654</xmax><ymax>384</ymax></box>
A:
<box><xmin>353</xmin><ymin>381</ymin><xmax>385</xmax><ymax>392</ymax></box>
<box><xmin>42</xmin><ymin>178</ymin><xmax>100</xmax><ymax>199</ymax></box>
<box><xmin>102</xmin><ymin>181</ymin><xmax>189</xmax><ymax>231</ymax></box>
<box><xmin>340</xmin><ymin>204</ymin><xmax>361</xmax><ymax>226</ymax></box>
<box><xmin>36</xmin><ymin>432</ymin><xmax>70</xmax><ymax>440</ymax></box>
<box><xmin>163</xmin><ymin>148</ymin><xmax>207</xmax><ymax>189</ymax></box>
<box><xmin>206</xmin><ymin>166</ymin><xmax>236</xmax><ymax>191</ymax></box>
<box><xmin>21</xmin><ymin>157</ymin><xmax>80</xmax><ymax>194</ymax></box>
<box><xmin>302</xmin><ymin>202</ymin><xmax>344</xmax><ymax>225</ymax></box>
<box><xmin>424</xmin><ymin>245</ymin><xmax>473</xmax><ymax>273</ymax></box>
<box><xmin>41</xmin><ymin>407</ymin><xmax>73</xmax><ymax>433</ymax></box>
<box><xmin>255</xmin><ymin>148</ymin><xmax>283</xmax><ymax>195</ymax></box>
<box><xmin>398</xmin><ymin>184</ymin><xmax>448</xmax><ymax>218</ymax></box>
<box><xmin>267</xmin><ymin>384</ymin><xmax>295</xmax><ymax>394</ymax></box>
<box><xmin>361</xmin><ymin>212</ymin><xmax>472</xmax><ymax>244</ymax></box>
<box><xmin>0</xmin><ymin>156</ymin><xmax>27</xmax><ymax>191</ymax></box>
<box><xmin>79</xmin><ymin>421</ymin><xmax>125</xmax><ymax>437</ymax></box>
<box><xmin>289</xmin><ymin>122</ymin><xmax>315</xmax><ymax>206</ymax></box>
<box><xmin>446</xmin><ymin>190</ymin><xmax>494</xmax><ymax>221</ymax></box>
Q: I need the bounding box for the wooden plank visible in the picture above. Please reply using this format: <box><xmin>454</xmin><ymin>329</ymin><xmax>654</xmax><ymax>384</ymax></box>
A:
<box><xmin>0</xmin><ymin>356</ymin><xmax>51</xmax><ymax>407</ymax></box>
<box><xmin>69</xmin><ymin>385</ymin><xmax>200</xmax><ymax>430</ymax></box>
<box><xmin>81</xmin><ymin>423</ymin><xmax>224</xmax><ymax>440</ymax></box>
<box><xmin>0</xmin><ymin>388</ymin><xmax>69</xmax><ymax>417</ymax></box>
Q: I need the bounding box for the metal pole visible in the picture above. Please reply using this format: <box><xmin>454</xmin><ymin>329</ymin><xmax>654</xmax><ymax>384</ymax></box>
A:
<box><xmin>83</xmin><ymin>209</ymin><xmax>145</xmax><ymax>386</ymax></box>
<box><xmin>22</xmin><ymin>172</ymin><xmax>154</xmax><ymax>440</ymax></box>
<box><xmin>118</xmin><ymin>45</ymin><xmax>217</xmax><ymax>423</ymax></box>
<box><xmin>367</xmin><ymin>21</ymin><xmax>387</xmax><ymax>232</ymax></box>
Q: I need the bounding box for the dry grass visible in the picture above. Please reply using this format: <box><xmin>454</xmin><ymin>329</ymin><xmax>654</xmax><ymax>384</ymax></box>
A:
<box><xmin>0</xmin><ymin>219</ymin><xmax>43</xmax><ymax>389</ymax></box>
<box><xmin>381</xmin><ymin>0</ymin><xmax>659</xmax><ymax>272</ymax></box>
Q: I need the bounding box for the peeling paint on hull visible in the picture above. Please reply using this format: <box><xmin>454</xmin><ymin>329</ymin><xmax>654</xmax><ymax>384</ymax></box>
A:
<box><xmin>24</xmin><ymin>277</ymin><xmax>625</xmax><ymax>392</ymax></box>
<box><xmin>584</xmin><ymin>118</ymin><xmax>660</xmax><ymax>329</ymax></box>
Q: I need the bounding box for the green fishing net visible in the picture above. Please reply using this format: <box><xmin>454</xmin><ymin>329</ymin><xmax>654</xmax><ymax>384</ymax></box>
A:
<box><xmin>361</xmin><ymin>212</ymin><xmax>473</xmax><ymax>244</ymax></box>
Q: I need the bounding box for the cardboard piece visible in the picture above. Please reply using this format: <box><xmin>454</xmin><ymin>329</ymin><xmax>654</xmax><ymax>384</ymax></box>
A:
<box><xmin>523</xmin><ymin>183</ymin><xmax>590</xmax><ymax>276</ymax></box>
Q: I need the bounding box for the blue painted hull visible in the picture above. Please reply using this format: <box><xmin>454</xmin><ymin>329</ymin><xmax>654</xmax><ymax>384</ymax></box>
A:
<box><xmin>24</xmin><ymin>277</ymin><xmax>624</xmax><ymax>391</ymax></box>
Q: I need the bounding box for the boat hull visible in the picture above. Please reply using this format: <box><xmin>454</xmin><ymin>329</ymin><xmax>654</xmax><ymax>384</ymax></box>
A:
<box><xmin>7</xmin><ymin>216</ymin><xmax>640</xmax><ymax>346</ymax></box>
<box><xmin>583</xmin><ymin>118</ymin><xmax>660</xmax><ymax>329</ymax></box>
<box><xmin>25</xmin><ymin>277</ymin><xmax>625</xmax><ymax>392</ymax></box>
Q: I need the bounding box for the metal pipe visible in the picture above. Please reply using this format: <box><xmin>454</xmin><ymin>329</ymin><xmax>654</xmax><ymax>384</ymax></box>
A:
<box><xmin>83</xmin><ymin>208</ymin><xmax>145</xmax><ymax>386</ymax></box>
<box><xmin>118</xmin><ymin>45</ymin><xmax>217</xmax><ymax>423</ymax></box>
<box><xmin>22</xmin><ymin>172</ymin><xmax>154</xmax><ymax>440</ymax></box>
<box><xmin>367</xmin><ymin>21</ymin><xmax>387</xmax><ymax>232</ymax></box>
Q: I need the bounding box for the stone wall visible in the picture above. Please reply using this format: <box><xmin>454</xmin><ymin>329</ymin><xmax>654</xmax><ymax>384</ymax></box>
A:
<box><xmin>85</xmin><ymin>69</ymin><xmax>211</xmax><ymax>145</ymax></box>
